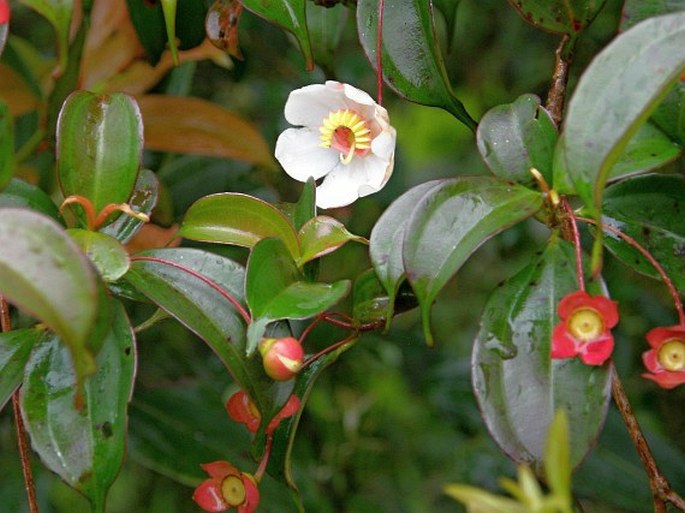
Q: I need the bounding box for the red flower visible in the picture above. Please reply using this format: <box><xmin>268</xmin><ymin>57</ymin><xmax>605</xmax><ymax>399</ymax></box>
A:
<box><xmin>551</xmin><ymin>291</ymin><xmax>619</xmax><ymax>366</ymax></box>
<box><xmin>226</xmin><ymin>390</ymin><xmax>300</xmax><ymax>434</ymax></box>
<box><xmin>193</xmin><ymin>461</ymin><xmax>260</xmax><ymax>513</ymax></box>
<box><xmin>258</xmin><ymin>337</ymin><xmax>304</xmax><ymax>381</ymax></box>
<box><xmin>642</xmin><ymin>325</ymin><xmax>685</xmax><ymax>389</ymax></box>
<box><xmin>0</xmin><ymin>0</ymin><xmax>9</xmax><ymax>24</ymax></box>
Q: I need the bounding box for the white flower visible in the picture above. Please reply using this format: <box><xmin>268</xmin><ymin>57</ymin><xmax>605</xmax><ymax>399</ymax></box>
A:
<box><xmin>275</xmin><ymin>81</ymin><xmax>396</xmax><ymax>209</ymax></box>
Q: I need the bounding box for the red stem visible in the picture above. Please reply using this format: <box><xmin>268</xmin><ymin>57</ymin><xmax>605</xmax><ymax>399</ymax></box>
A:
<box><xmin>254</xmin><ymin>435</ymin><xmax>273</xmax><ymax>481</ymax></box>
<box><xmin>562</xmin><ymin>198</ymin><xmax>585</xmax><ymax>292</ymax></box>
<box><xmin>1</xmin><ymin>297</ymin><xmax>39</xmax><ymax>513</ymax></box>
<box><xmin>301</xmin><ymin>334</ymin><xmax>357</xmax><ymax>370</ymax></box>
<box><xmin>376</xmin><ymin>0</ymin><xmax>384</xmax><ymax>105</ymax></box>
<box><xmin>575</xmin><ymin>217</ymin><xmax>685</xmax><ymax>326</ymax></box>
<box><xmin>130</xmin><ymin>256</ymin><xmax>252</xmax><ymax>324</ymax></box>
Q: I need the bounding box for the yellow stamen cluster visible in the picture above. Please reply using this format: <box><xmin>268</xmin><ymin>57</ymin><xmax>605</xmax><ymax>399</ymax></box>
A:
<box><xmin>568</xmin><ymin>308</ymin><xmax>604</xmax><ymax>342</ymax></box>
<box><xmin>320</xmin><ymin>109</ymin><xmax>372</xmax><ymax>164</ymax></box>
<box><xmin>221</xmin><ymin>475</ymin><xmax>246</xmax><ymax>507</ymax></box>
<box><xmin>658</xmin><ymin>339</ymin><xmax>685</xmax><ymax>372</ymax></box>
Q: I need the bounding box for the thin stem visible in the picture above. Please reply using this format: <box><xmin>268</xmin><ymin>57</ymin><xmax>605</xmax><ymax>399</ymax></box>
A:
<box><xmin>562</xmin><ymin>198</ymin><xmax>585</xmax><ymax>292</ymax></box>
<box><xmin>376</xmin><ymin>0</ymin><xmax>384</xmax><ymax>105</ymax></box>
<box><xmin>254</xmin><ymin>435</ymin><xmax>273</xmax><ymax>482</ymax></box>
<box><xmin>610</xmin><ymin>363</ymin><xmax>685</xmax><ymax>512</ymax></box>
<box><xmin>301</xmin><ymin>334</ymin><xmax>357</xmax><ymax>370</ymax></box>
<box><xmin>321</xmin><ymin>312</ymin><xmax>385</xmax><ymax>332</ymax></box>
<box><xmin>1</xmin><ymin>297</ymin><xmax>39</xmax><ymax>513</ymax></box>
<box><xmin>576</xmin><ymin>216</ymin><xmax>685</xmax><ymax>326</ymax></box>
<box><xmin>130</xmin><ymin>256</ymin><xmax>252</xmax><ymax>324</ymax></box>
<box><xmin>545</xmin><ymin>34</ymin><xmax>575</xmax><ymax>127</ymax></box>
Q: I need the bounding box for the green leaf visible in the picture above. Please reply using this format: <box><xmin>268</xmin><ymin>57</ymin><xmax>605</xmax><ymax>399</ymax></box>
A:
<box><xmin>160</xmin><ymin>0</ymin><xmax>179</xmax><ymax>65</ymax></box>
<box><xmin>68</xmin><ymin>229</ymin><xmax>131</xmax><ymax>282</ymax></box>
<box><xmin>124</xmin><ymin>0</ymin><xmax>166</xmax><ymax>64</ymax></box>
<box><xmin>0</xmin><ymin>328</ymin><xmax>44</xmax><ymax>412</ymax></box>
<box><xmin>297</xmin><ymin>216</ymin><xmax>366</xmax><ymax>267</ymax></box>
<box><xmin>558</xmin><ymin>11</ymin><xmax>685</xmax><ymax>213</ymax></box>
<box><xmin>21</xmin><ymin>300</ymin><xmax>136</xmax><ymax>511</ymax></box>
<box><xmin>100</xmin><ymin>169</ymin><xmax>160</xmax><ymax>244</ymax></box>
<box><xmin>599</xmin><ymin>173</ymin><xmax>685</xmax><ymax>294</ymax></box>
<box><xmin>124</xmin><ymin>248</ymin><xmax>282</xmax><ymax>416</ymax></box>
<box><xmin>57</xmin><ymin>90</ymin><xmax>143</xmax><ymax>216</ymax></box>
<box><xmin>356</xmin><ymin>0</ymin><xmax>476</xmax><ymax>129</ymax></box>
<box><xmin>245</xmin><ymin>238</ymin><xmax>350</xmax><ymax>354</ymax></box>
<box><xmin>402</xmin><ymin>177</ymin><xmax>543</xmax><ymax>345</ymax></box>
<box><xmin>307</xmin><ymin>2</ymin><xmax>348</xmax><ymax>71</ymax></box>
<box><xmin>472</xmin><ymin>236</ymin><xmax>612</xmax><ymax>472</ymax></box>
<box><xmin>369</xmin><ymin>180</ymin><xmax>443</xmax><ymax>320</ymax></box>
<box><xmin>179</xmin><ymin>193</ymin><xmax>301</xmax><ymax>259</ymax></box>
<box><xmin>554</xmin><ymin>122</ymin><xmax>682</xmax><ymax>193</ymax></box>
<box><xmin>0</xmin><ymin>178</ymin><xmax>63</xmax><ymax>222</ymax></box>
<box><xmin>352</xmin><ymin>269</ymin><xmax>390</xmax><ymax>324</ymax></box>
<box><xmin>476</xmin><ymin>94</ymin><xmax>558</xmax><ymax>187</ymax></box>
<box><xmin>0</xmin><ymin>101</ymin><xmax>12</xmax><ymax>190</ymax></box>
<box><xmin>651</xmin><ymin>80</ymin><xmax>685</xmax><ymax>145</ymax></box>
<box><xmin>620</xmin><ymin>0</ymin><xmax>685</xmax><ymax>30</ymax></box>
<box><xmin>292</xmin><ymin>177</ymin><xmax>316</xmax><ymax>231</ymax></box>
<box><xmin>544</xmin><ymin>410</ymin><xmax>572</xmax><ymax>503</ymax></box>
<box><xmin>241</xmin><ymin>0</ymin><xmax>314</xmax><ymax>70</ymax></box>
<box><xmin>0</xmin><ymin>208</ymin><xmax>99</xmax><ymax>380</ymax></box>
<box><xmin>433</xmin><ymin>0</ymin><xmax>461</xmax><ymax>51</ymax></box>
<box><xmin>19</xmin><ymin>0</ymin><xmax>73</xmax><ymax>71</ymax></box>
<box><xmin>506</xmin><ymin>0</ymin><xmax>607</xmax><ymax>33</ymax></box>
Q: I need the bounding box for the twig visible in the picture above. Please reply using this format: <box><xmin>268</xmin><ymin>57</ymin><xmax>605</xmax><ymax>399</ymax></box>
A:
<box><xmin>545</xmin><ymin>34</ymin><xmax>575</xmax><ymax>127</ymax></box>
<box><xmin>610</xmin><ymin>363</ymin><xmax>685</xmax><ymax>512</ymax></box>
<box><xmin>1</xmin><ymin>297</ymin><xmax>39</xmax><ymax>513</ymax></box>
<box><xmin>561</xmin><ymin>198</ymin><xmax>585</xmax><ymax>292</ymax></box>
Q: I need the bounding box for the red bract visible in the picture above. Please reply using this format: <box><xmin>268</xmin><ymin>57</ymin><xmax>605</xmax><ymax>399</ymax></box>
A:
<box><xmin>642</xmin><ymin>325</ymin><xmax>685</xmax><ymax>389</ymax></box>
<box><xmin>193</xmin><ymin>461</ymin><xmax>260</xmax><ymax>513</ymax></box>
<box><xmin>226</xmin><ymin>390</ymin><xmax>300</xmax><ymax>434</ymax></box>
<box><xmin>550</xmin><ymin>291</ymin><xmax>619</xmax><ymax>366</ymax></box>
<box><xmin>259</xmin><ymin>337</ymin><xmax>304</xmax><ymax>381</ymax></box>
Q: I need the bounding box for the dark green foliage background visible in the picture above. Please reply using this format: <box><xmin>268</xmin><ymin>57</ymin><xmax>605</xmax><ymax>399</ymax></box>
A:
<box><xmin>1</xmin><ymin>0</ymin><xmax>684</xmax><ymax>511</ymax></box>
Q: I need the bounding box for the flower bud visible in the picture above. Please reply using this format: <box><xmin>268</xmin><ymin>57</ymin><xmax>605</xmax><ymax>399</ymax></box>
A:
<box><xmin>259</xmin><ymin>337</ymin><xmax>304</xmax><ymax>381</ymax></box>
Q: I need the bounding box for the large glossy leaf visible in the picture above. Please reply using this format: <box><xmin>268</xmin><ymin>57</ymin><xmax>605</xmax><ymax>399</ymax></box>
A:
<box><xmin>558</xmin><ymin>11</ymin><xmax>685</xmax><ymax>213</ymax></box>
<box><xmin>124</xmin><ymin>0</ymin><xmax>166</xmax><ymax>64</ymax></box>
<box><xmin>476</xmin><ymin>94</ymin><xmax>558</xmax><ymax>187</ymax></box>
<box><xmin>0</xmin><ymin>178</ymin><xmax>62</xmax><ymax>222</ymax></box>
<box><xmin>598</xmin><ymin>174</ymin><xmax>685</xmax><ymax>294</ymax></box>
<box><xmin>57</xmin><ymin>90</ymin><xmax>143</xmax><ymax>215</ymax></box>
<box><xmin>620</xmin><ymin>0</ymin><xmax>685</xmax><ymax>30</ymax></box>
<box><xmin>472</xmin><ymin>237</ymin><xmax>612</xmax><ymax>472</ymax></box>
<box><xmin>0</xmin><ymin>208</ymin><xmax>98</xmax><ymax>380</ymax></box>
<box><xmin>307</xmin><ymin>2</ymin><xmax>348</xmax><ymax>70</ymax></box>
<box><xmin>0</xmin><ymin>328</ymin><xmax>44</xmax><ymax>412</ymax></box>
<box><xmin>403</xmin><ymin>177</ymin><xmax>543</xmax><ymax>345</ymax></box>
<box><xmin>100</xmin><ymin>169</ymin><xmax>160</xmax><ymax>244</ymax></box>
<box><xmin>68</xmin><ymin>229</ymin><xmax>130</xmax><ymax>282</ymax></box>
<box><xmin>296</xmin><ymin>215</ymin><xmax>366</xmax><ymax>267</ymax></box>
<box><xmin>554</xmin><ymin>122</ymin><xmax>682</xmax><ymax>193</ymax></box>
<box><xmin>179</xmin><ymin>193</ymin><xmax>301</xmax><ymax>259</ymax></box>
<box><xmin>506</xmin><ymin>0</ymin><xmax>607</xmax><ymax>33</ymax></box>
<box><xmin>19</xmin><ymin>0</ymin><xmax>73</xmax><ymax>71</ymax></box>
<box><xmin>0</xmin><ymin>101</ymin><xmax>12</xmax><ymax>190</ymax></box>
<box><xmin>241</xmin><ymin>0</ymin><xmax>313</xmax><ymax>70</ymax></box>
<box><xmin>139</xmin><ymin>95</ymin><xmax>275</xmax><ymax>167</ymax></box>
<box><xmin>433</xmin><ymin>0</ymin><xmax>461</xmax><ymax>50</ymax></box>
<box><xmin>21</xmin><ymin>300</ymin><xmax>136</xmax><ymax>511</ymax></box>
<box><xmin>124</xmin><ymin>248</ymin><xmax>280</xmax><ymax>415</ymax></box>
<box><xmin>245</xmin><ymin>238</ymin><xmax>350</xmax><ymax>354</ymax></box>
<box><xmin>369</xmin><ymin>179</ymin><xmax>443</xmax><ymax>320</ymax></box>
<box><xmin>356</xmin><ymin>0</ymin><xmax>476</xmax><ymax>129</ymax></box>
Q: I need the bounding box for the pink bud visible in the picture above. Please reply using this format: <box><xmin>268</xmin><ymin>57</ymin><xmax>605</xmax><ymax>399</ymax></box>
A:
<box><xmin>259</xmin><ymin>337</ymin><xmax>304</xmax><ymax>381</ymax></box>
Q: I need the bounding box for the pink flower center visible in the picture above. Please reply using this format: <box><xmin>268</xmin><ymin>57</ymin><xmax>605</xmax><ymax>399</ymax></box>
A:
<box><xmin>658</xmin><ymin>339</ymin><xmax>685</xmax><ymax>372</ymax></box>
<box><xmin>567</xmin><ymin>308</ymin><xmax>604</xmax><ymax>342</ymax></box>
<box><xmin>221</xmin><ymin>475</ymin><xmax>246</xmax><ymax>507</ymax></box>
<box><xmin>320</xmin><ymin>109</ymin><xmax>372</xmax><ymax>164</ymax></box>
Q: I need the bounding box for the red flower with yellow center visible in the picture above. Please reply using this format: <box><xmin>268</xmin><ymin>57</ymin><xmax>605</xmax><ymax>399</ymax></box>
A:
<box><xmin>192</xmin><ymin>461</ymin><xmax>260</xmax><ymax>513</ymax></box>
<box><xmin>642</xmin><ymin>325</ymin><xmax>685</xmax><ymax>389</ymax></box>
<box><xmin>550</xmin><ymin>291</ymin><xmax>619</xmax><ymax>366</ymax></box>
<box><xmin>226</xmin><ymin>390</ymin><xmax>300</xmax><ymax>434</ymax></box>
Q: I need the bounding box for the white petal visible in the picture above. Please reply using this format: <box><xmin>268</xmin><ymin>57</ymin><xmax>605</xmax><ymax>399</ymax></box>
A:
<box><xmin>371</xmin><ymin>129</ymin><xmax>396</xmax><ymax>162</ymax></box>
<box><xmin>284</xmin><ymin>83</ymin><xmax>347</xmax><ymax>128</ymax></box>
<box><xmin>315</xmin><ymin>153</ymin><xmax>392</xmax><ymax>209</ymax></box>
<box><xmin>340</xmin><ymin>82</ymin><xmax>375</xmax><ymax>107</ymax></box>
<box><xmin>275</xmin><ymin>128</ymin><xmax>339</xmax><ymax>181</ymax></box>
